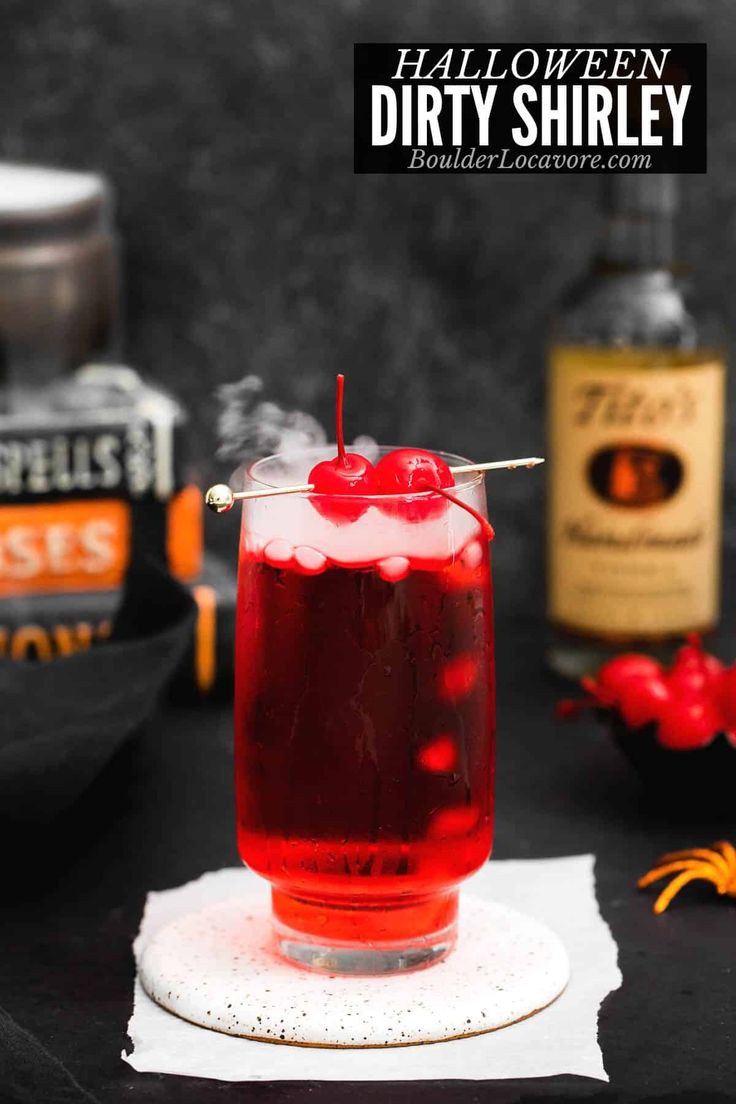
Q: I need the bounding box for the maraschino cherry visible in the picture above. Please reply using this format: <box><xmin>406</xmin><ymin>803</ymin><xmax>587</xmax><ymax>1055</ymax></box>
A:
<box><xmin>374</xmin><ymin>448</ymin><xmax>454</xmax><ymax>522</ymax></box>
<box><xmin>716</xmin><ymin>666</ymin><xmax>736</xmax><ymax>731</ymax></box>
<box><xmin>597</xmin><ymin>654</ymin><xmax>663</xmax><ymax>701</ymax></box>
<box><xmin>618</xmin><ymin>674</ymin><xmax>670</xmax><ymax>730</ymax></box>
<box><xmin>308</xmin><ymin>374</ymin><xmax>378</xmax><ymax>521</ymax></box>
<box><xmin>657</xmin><ymin>696</ymin><xmax>722</xmax><ymax>751</ymax></box>
<box><xmin>559</xmin><ymin>635</ymin><xmax>732</xmax><ymax>752</ymax></box>
<box><xmin>668</xmin><ymin>638</ymin><xmax>723</xmax><ymax>697</ymax></box>
<box><xmin>375</xmin><ymin>447</ymin><xmax>494</xmax><ymax>538</ymax></box>
<box><xmin>375</xmin><ymin>448</ymin><xmax>455</xmax><ymax>495</ymax></box>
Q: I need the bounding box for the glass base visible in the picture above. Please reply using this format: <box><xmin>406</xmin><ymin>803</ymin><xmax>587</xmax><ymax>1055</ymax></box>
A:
<box><xmin>274</xmin><ymin>926</ymin><xmax>455</xmax><ymax>975</ymax></box>
<box><xmin>271</xmin><ymin>888</ymin><xmax>458</xmax><ymax>975</ymax></box>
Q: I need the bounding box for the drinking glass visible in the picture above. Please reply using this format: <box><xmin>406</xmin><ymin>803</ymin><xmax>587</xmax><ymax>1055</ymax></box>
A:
<box><xmin>234</xmin><ymin>446</ymin><xmax>495</xmax><ymax>974</ymax></box>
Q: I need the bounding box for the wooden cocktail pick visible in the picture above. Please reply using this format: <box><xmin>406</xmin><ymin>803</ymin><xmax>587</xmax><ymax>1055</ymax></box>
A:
<box><xmin>205</xmin><ymin>456</ymin><xmax>544</xmax><ymax>514</ymax></box>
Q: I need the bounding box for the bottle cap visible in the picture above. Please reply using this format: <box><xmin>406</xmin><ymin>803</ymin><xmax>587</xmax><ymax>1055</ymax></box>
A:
<box><xmin>0</xmin><ymin>162</ymin><xmax>113</xmax><ymax>244</ymax></box>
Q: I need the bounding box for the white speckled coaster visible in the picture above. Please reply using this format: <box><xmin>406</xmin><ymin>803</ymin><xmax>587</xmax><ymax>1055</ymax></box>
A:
<box><xmin>138</xmin><ymin>887</ymin><xmax>569</xmax><ymax>1048</ymax></box>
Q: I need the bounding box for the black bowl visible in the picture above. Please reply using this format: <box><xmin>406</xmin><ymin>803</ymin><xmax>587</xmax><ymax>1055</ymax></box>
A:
<box><xmin>0</xmin><ymin>559</ymin><xmax>195</xmax><ymax>823</ymax></box>
<box><xmin>605</xmin><ymin>711</ymin><xmax>736</xmax><ymax>815</ymax></box>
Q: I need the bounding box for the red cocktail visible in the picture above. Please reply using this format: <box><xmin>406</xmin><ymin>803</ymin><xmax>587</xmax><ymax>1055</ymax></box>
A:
<box><xmin>234</xmin><ymin>446</ymin><xmax>495</xmax><ymax>973</ymax></box>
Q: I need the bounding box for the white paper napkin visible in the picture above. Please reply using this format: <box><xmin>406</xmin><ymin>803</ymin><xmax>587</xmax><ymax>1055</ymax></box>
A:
<box><xmin>123</xmin><ymin>854</ymin><xmax>620</xmax><ymax>1082</ymax></box>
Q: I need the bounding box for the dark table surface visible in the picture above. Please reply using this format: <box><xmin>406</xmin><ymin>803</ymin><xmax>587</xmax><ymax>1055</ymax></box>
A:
<box><xmin>3</xmin><ymin>611</ymin><xmax>736</xmax><ymax>1104</ymax></box>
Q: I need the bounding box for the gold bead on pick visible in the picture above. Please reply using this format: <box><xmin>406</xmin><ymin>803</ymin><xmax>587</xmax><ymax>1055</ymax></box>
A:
<box><xmin>205</xmin><ymin>483</ymin><xmax>235</xmax><ymax>514</ymax></box>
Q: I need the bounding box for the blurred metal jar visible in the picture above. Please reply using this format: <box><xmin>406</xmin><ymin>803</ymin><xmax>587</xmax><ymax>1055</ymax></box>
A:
<box><xmin>0</xmin><ymin>163</ymin><xmax>119</xmax><ymax>410</ymax></box>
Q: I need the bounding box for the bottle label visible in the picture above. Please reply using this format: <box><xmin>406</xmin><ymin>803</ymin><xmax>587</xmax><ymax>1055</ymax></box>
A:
<box><xmin>548</xmin><ymin>349</ymin><xmax>725</xmax><ymax>637</ymax></box>
<box><xmin>0</xmin><ymin>486</ymin><xmax>202</xmax><ymax>598</ymax></box>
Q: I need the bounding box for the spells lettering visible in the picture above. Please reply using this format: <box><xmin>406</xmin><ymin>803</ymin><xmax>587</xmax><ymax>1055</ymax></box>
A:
<box><xmin>0</xmin><ymin>426</ymin><xmax>155</xmax><ymax>499</ymax></box>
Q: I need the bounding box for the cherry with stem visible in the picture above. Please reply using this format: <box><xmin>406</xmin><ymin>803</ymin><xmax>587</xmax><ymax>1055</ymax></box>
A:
<box><xmin>307</xmin><ymin>374</ymin><xmax>378</xmax><ymax>520</ymax></box>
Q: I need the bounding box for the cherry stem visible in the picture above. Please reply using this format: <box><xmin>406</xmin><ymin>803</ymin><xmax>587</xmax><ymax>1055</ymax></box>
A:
<box><xmin>335</xmin><ymin>373</ymin><xmax>346</xmax><ymax>466</ymax></box>
<box><xmin>685</xmin><ymin>632</ymin><xmax>708</xmax><ymax>674</ymax></box>
<box><xmin>556</xmin><ymin>697</ymin><xmax>596</xmax><ymax>720</ymax></box>
<box><xmin>556</xmin><ymin>676</ymin><xmax>613</xmax><ymax>720</ymax></box>
<box><xmin>421</xmin><ymin>483</ymin><xmax>495</xmax><ymax>541</ymax></box>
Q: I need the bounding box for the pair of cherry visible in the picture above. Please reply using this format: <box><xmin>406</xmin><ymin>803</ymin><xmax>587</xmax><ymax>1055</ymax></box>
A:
<box><xmin>579</xmin><ymin>639</ymin><xmax>736</xmax><ymax>751</ymax></box>
<box><xmin>308</xmin><ymin>376</ymin><xmax>493</xmax><ymax>538</ymax></box>
<box><xmin>310</xmin><ymin>442</ymin><xmax>453</xmax><ymax>522</ymax></box>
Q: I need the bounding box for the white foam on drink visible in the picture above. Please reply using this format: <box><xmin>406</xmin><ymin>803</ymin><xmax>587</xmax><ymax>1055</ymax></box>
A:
<box><xmin>240</xmin><ymin>449</ymin><xmax>487</xmax><ymax>569</ymax></box>
<box><xmin>247</xmin><ymin>504</ymin><xmax>481</xmax><ymax>568</ymax></box>
<box><xmin>376</xmin><ymin>556</ymin><xmax>411</xmax><ymax>582</ymax></box>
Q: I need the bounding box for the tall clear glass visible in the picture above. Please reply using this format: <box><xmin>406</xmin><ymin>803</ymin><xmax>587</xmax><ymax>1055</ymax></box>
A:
<box><xmin>234</xmin><ymin>446</ymin><xmax>495</xmax><ymax>974</ymax></box>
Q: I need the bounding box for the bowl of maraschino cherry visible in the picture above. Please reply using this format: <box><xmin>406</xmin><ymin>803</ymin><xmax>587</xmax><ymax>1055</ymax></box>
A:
<box><xmin>558</xmin><ymin>638</ymin><xmax>736</xmax><ymax>810</ymax></box>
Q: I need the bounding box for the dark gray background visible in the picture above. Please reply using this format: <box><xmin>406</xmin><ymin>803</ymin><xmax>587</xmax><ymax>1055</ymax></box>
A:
<box><xmin>3</xmin><ymin>7</ymin><xmax>736</xmax><ymax>1101</ymax></box>
<box><xmin>1</xmin><ymin>0</ymin><xmax>733</xmax><ymax>612</ymax></box>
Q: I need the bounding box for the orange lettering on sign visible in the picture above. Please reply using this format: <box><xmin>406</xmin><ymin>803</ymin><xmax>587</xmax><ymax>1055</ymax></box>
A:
<box><xmin>0</xmin><ymin>500</ymin><xmax>130</xmax><ymax>597</ymax></box>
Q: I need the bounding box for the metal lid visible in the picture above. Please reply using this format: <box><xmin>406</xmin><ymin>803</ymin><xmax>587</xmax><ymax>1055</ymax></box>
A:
<box><xmin>0</xmin><ymin>163</ymin><xmax>112</xmax><ymax>243</ymax></box>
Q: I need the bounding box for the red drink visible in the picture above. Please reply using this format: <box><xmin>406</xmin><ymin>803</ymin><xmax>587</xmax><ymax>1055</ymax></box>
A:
<box><xmin>234</xmin><ymin>448</ymin><xmax>495</xmax><ymax>973</ymax></box>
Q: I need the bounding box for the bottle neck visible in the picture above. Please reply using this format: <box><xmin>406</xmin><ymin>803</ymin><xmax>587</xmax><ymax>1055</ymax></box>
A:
<box><xmin>596</xmin><ymin>211</ymin><xmax>675</xmax><ymax>272</ymax></box>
